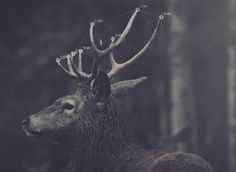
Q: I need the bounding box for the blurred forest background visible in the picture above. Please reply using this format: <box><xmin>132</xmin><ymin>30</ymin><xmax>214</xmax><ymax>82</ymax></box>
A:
<box><xmin>0</xmin><ymin>0</ymin><xmax>235</xmax><ymax>172</ymax></box>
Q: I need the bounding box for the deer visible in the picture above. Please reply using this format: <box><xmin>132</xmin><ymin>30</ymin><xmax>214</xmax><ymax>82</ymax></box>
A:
<box><xmin>22</xmin><ymin>7</ymin><xmax>214</xmax><ymax>172</ymax></box>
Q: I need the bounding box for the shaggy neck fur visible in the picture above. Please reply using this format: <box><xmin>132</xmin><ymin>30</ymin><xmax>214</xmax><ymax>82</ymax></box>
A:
<box><xmin>63</xmin><ymin>99</ymin><xmax>131</xmax><ymax>172</ymax></box>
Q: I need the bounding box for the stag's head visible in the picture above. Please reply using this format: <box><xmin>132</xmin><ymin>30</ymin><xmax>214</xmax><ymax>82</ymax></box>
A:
<box><xmin>22</xmin><ymin>8</ymin><xmax>162</xmax><ymax>144</ymax></box>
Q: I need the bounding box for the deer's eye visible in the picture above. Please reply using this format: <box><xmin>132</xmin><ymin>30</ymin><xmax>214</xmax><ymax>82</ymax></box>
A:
<box><xmin>62</xmin><ymin>102</ymin><xmax>74</xmax><ymax>111</ymax></box>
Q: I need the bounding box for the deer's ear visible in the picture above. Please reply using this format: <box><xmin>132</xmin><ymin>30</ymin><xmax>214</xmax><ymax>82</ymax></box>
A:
<box><xmin>111</xmin><ymin>77</ymin><xmax>147</xmax><ymax>99</ymax></box>
<box><xmin>91</xmin><ymin>70</ymin><xmax>111</xmax><ymax>100</ymax></box>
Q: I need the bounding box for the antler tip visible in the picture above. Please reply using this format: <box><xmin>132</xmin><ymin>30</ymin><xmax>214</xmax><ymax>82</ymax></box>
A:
<box><xmin>71</xmin><ymin>51</ymin><xmax>78</xmax><ymax>56</ymax></box>
<box><xmin>56</xmin><ymin>58</ymin><xmax>61</xmax><ymax>63</ymax></box>
<box><xmin>78</xmin><ymin>49</ymin><xmax>84</xmax><ymax>53</ymax></box>
<box><xmin>159</xmin><ymin>15</ymin><xmax>164</xmax><ymax>20</ymax></box>
<box><xmin>111</xmin><ymin>36</ymin><xmax>116</xmax><ymax>41</ymax></box>
<box><xmin>135</xmin><ymin>7</ymin><xmax>140</xmax><ymax>12</ymax></box>
<box><xmin>90</xmin><ymin>22</ymin><xmax>95</xmax><ymax>26</ymax></box>
<box><xmin>141</xmin><ymin>76</ymin><xmax>148</xmax><ymax>80</ymax></box>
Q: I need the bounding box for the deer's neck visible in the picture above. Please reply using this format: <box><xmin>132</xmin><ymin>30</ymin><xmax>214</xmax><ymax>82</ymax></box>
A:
<box><xmin>65</xmin><ymin>105</ymin><xmax>131</xmax><ymax>171</ymax></box>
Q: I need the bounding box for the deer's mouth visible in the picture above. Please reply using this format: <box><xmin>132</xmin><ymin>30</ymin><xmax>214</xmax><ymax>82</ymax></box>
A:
<box><xmin>26</xmin><ymin>130</ymin><xmax>43</xmax><ymax>137</ymax></box>
<box><xmin>23</xmin><ymin>126</ymin><xmax>43</xmax><ymax>137</ymax></box>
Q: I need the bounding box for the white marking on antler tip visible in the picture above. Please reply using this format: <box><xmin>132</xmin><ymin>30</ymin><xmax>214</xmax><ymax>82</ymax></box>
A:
<box><xmin>71</xmin><ymin>50</ymin><xmax>79</xmax><ymax>57</ymax></box>
<box><xmin>136</xmin><ymin>7</ymin><xmax>140</xmax><ymax>12</ymax></box>
<box><xmin>56</xmin><ymin>58</ymin><xmax>61</xmax><ymax>63</ymax></box>
<box><xmin>111</xmin><ymin>36</ymin><xmax>116</xmax><ymax>42</ymax></box>
<box><xmin>159</xmin><ymin>15</ymin><xmax>164</xmax><ymax>20</ymax></box>
<box><xmin>78</xmin><ymin>49</ymin><xmax>83</xmax><ymax>53</ymax></box>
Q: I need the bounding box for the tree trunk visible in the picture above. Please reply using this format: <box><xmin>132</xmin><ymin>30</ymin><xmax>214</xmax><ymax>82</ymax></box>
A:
<box><xmin>168</xmin><ymin>0</ymin><xmax>197</xmax><ymax>152</ymax></box>
<box><xmin>227</xmin><ymin>0</ymin><xmax>236</xmax><ymax>171</ymax></box>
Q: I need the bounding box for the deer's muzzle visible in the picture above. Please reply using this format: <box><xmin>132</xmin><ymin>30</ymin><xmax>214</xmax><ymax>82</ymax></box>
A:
<box><xmin>22</xmin><ymin>117</ymin><xmax>43</xmax><ymax>137</ymax></box>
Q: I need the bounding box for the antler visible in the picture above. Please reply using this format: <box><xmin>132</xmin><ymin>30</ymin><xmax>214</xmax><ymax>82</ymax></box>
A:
<box><xmin>56</xmin><ymin>49</ymin><xmax>92</xmax><ymax>80</ymax></box>
<box><xmin>89</xmin><ymin>7</ymin><xmax>141</xmax><ymax>80</ymax></box>
<box><xmin>56</xmin><ymin>7</ymin><xmax>163</xmax><ymax>82</ymax></box>
<box><xmin>90</xmin><ymin>8</ymin><xmax>140</xmax><ymax>57</ymax></box>
<box><xmin>107</xmin><ymin>17</ymin><xmax>162</xmax><ymax>78</ymax></box>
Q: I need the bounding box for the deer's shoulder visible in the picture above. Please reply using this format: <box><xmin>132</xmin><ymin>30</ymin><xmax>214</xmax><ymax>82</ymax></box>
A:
<box><xmin>114</xmin><ymin>143</ymin><xmax>165</xmax><ymax>171</ymax></box>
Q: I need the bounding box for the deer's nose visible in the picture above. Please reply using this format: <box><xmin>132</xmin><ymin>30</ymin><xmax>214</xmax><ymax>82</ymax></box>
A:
<box><xmin>22</xmin><ymin>118</ymin><xmax>30</xmax><ymax>127</ymax></box>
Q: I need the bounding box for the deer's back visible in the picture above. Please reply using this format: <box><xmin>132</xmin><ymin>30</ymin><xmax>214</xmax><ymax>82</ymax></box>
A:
<box><xmin>149</xmin><ymin>152</ymin><xmax>214</xmax><ymax>172</ymax></box>
<box><xmin>114</xmin><ymin>145</ymin><xmax>214</xmax><ymax>172</ymax></box>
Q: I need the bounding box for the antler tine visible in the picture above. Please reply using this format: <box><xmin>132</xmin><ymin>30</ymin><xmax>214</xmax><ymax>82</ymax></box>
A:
<box><xmin>90</xmin><ymin>7</ymin><xmax>140</xmax><ymax>57</ymax></box>
<box><xmin>108</xmin><ymin>16</ymin><xmax>163</xmax><ymax>78</ymax></box>
<box><xmin>56</xmin><ymin>49</ymin><xmax>92</xmax><ymax>79</ymax></box>
<box><xmin>71</xmin><ymin>49</ymin><xmax>92</xmax><ymax>79</ymax></box>
<box><xmin>89</xmin><ymin>7</ymin><xmax>140</xmax><ymax>80</ymax></box>
<box><xmin>57</xmin><ymin>8</ymin><xmax>163</xmax><ymax>82</ymax></box>
<box><xmin>108</xmin><ymin>36</ymin><xmax>117</xmax><ymax>69</ymax></box>
<box><xmin>56</xmin><ymin>53</ymin><xmax>78</xmax><ymax>77</ymax></box>
<box><xmin>77</xmin><ymin>49</ymin><xmax>84</xmax><ymax>72</ymax></box>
